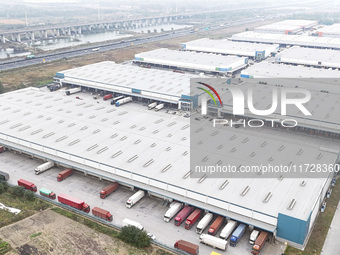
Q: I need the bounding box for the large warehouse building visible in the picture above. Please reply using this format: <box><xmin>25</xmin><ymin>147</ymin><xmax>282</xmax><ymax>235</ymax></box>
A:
<box><xmin>134</xmin><ymin>48</ymin><xmax>248</xmax><ymax>74</ymax></box>
<box><xmin>274</xmin><ymin>46</ymin><xmax>340</xmax><ymax>68</ymax></box>
<box><xmin>241</xmin><ymin>62</ymin><xmax>340</xmax><ymax>80</ymax></box>
<box><xmin>55</xmin><ymin>61</ymin><xmax>199</xmax><ymax>111</ymax></box>
<box><xmin>0</xmin><ymin>87</ymin><xmax>338</xmax><ymax>249</ymax></box>
<box><xmin>316</xmin><ymin>23</ymin><xmax>340</xmax><ymax>37</ymax></box>
<box><xmin>180</xmin><ymin>38</ymin><xmax>279</xmax><ymax>60</ymax></box>
<box><xmin>231</xmin><ymin>31</ymin><xmax>340</xmax><ymax>49</ymax></box>
<box><xmin>254</xmin><ymin>20</ymin><xmax>317</xmax><ymax>34</ymax></box>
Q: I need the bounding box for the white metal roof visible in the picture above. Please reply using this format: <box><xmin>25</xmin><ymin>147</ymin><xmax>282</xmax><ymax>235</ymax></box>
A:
<box><xmin>275</xmin><ymin>46</ymin><xmax>340</xmax><ymax>68</ymax></box>
<box><xmin>59</xmin><ymin>61</ymin><xmax>198</xmax><ymax>103</ymax></box>
<box><xmin>241</xmin><ymin>62</ymin><xmax>340</xmax><ymax>80</ymax></box>
<box><xmin>316</xmin><ymin>23</ymin><xmax>340</xmax><ymax>37</ymax></box>
<box><xmin>135</xmin><ymin>48</ymin><xmax>248</xmax><ymax>73</ymax></box>
<box><xmin>219</xmin><ymin>79</ymin><xmax>340</xmax><ymax>133</ymax></box>
<box><xmin>181</xmin><ymin>38</ymin><xmax>279</xmax><ymax>57</ymax></box>
<box><xmin>254</xmin><ymin>20</ymin><xmax>317</xmax><ymax>34</ymax></box>
<box><xmin>0</xmin><ymin>88</ymin><xmax>337</xmax><ymax>226</ymax></box>
<box><xmin>231</xmin><ymin>31</ymin><xmax>340</xmax><ymax>49</ymax></box>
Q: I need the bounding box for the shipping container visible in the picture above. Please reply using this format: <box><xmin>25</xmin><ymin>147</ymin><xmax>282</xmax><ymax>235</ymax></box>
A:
<box><xmin>122</xmin><ymin>218</ymin><xmax>143</xmax><ymax>230</ymax></box>
<box><xmin>126</xmin><ymin>190</ymin><xmax>145</xmax><ymax>208</ymax></box>
<box><xmin>39</xmin><ymin>188</ymin><xmax>56</xmax><ymax>199</ymax></box>
<box><xmin>199</xmin><ymin>234</ymin><xmax>228</xmax><ymax>251</ymax></box>
<box><xmin>196</xmin><ymin>212</ymin><xmax>213</xmax><ymax>234</ymax></box>
<box><xmin>252</xmin><ymin>231</ymin><xmax>268</xmax><ymax>254</ymax></box>
<box><xmin>17</xmin><ymin>179</ymin><xmax>37</xmax><ymax>192</ymax></box>
<box><xmin>208</xmin><ymin>216</ymin><xmax>224</xmax><ymax>235</ymax></box>
<box><xmin>35</xmin><ymin>161</ymin><xmax>54</xmax><ymax>175</ymax></box>
<box><xmin>100</xmin><ymin>182</ymin><xmax>119</xmax><ymax>199</ymax></box>
<box><xmin>103</xmin><ymin>94</ymin><xmax>113</xmax><ymax>100</ymax></box>
<box><xmin>164</xmin><ymin>202</ymin><xmax>183</xmax><ymax>222</ymax></box>
<box><xmin>57</xmin><ymin>193</ymin><xmax>90</xmax><ymax>213</ymax></box>
<box><xmin>174</xmin><ymin>205</ymin><xmax>194</xmax><ymax>226</ymax></box>
<box><xmin>230</xmin><ymin>223</ymin><xmax>246</xmax><ymax>247</ymax></box>
<box><xmin>92</xmin><ymin>206</ymin><xmax>113</xmax><ymax>221</ymax></box>
<box><xmin>219</xmin><ymin>220</ymin><xmax>237</xmax><ymax>240</ymax></box>
<box><xmin>174</xmin><ymin>240</ymin><xmax>199</xmax><ymax>255</ymax></box>
<box><xmin>185</xmin><ymin>209</ymin><xmax>202</xmax><ymax>229</ymax></box>
<box><xmin>57</xmin><ymin>168</ymin><xmax>73</xmax><ymax>182</ymax></box>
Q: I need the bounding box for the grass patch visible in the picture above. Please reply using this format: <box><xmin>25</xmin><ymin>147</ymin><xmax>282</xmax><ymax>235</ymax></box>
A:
<box><xmin>285</xmin><ymin>179</ymin><xmax>340</xmax><ymax>255</ymax></box>
<box><xmin>0</xmin><ymin>239</ymin><xmax>11</xmax><ymax>255</ymax></box>
<box><xmin>0</xmin><ymin>189</ymin><xmax>51</xmax><ymax>228</ymax></box>
<box><xmin>30</xmin><ymin>232</ymin><xmax>42</xmax><ymax>238</ymax></box>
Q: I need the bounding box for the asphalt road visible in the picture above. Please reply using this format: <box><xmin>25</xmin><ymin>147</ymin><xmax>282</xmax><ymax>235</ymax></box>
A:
<box><xmin>0</xmin><ymin>17</ymin><xmax>264</xmax><ymax>72</ymax></box>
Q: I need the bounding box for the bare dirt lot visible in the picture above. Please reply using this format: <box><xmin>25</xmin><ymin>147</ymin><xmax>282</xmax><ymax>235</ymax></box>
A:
<box><xmin>0</xmin><ymin>209</ymin><xmax>170</xmax><ymax>255</ymax></box>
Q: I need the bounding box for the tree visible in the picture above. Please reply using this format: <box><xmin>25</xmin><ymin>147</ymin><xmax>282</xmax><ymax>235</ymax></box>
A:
<box><xmin>147</xmin><ymin>30</ymin><xmax>151</xmax><ymax>33</ymax></box>
<box><xmin>10</xmin><ymin>186</ymin><xmax>25</xmax><ymax>197</ymax></box>
<box><xmin>119</xmin><ymin>226</ymin><xmax>150</xmax><ymax>248</ymax></box>
<box><xmin>0</xmin><ymin>80</ymin><xmax>4</xmax><ymax>94</ymax></box>
<box><xmin>24</xmin><ymin>190</ymin><xmax>35</xmax><ymax>201</ymax></box>
<box><xmin>154</xmin><ymin>29</ymin><xmax>157</xmax><ymax>33</ymax></box>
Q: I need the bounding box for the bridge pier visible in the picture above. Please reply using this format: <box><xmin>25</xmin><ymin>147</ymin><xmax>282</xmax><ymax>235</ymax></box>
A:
<box><xmin>44</xmin><ymin>30</ymin><xmax>48</xmax><ymax>38</ymax></box>
<box><xmin>17</xmin><ymin>34</ymin><xmax>21</xmax><ymax>42</ymax></box>
<box><xmin>31</xmin><ymin>32</ymin><xmax>35</xmax><ymax>40</ymax></box>
<box><xmin>78</xmin><ymin>27</ymin><xmax>82</xmax><ymax>34</ymax></box>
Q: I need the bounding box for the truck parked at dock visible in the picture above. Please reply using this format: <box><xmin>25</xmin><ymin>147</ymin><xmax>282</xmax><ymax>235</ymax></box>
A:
<box><xmin>57</xmin><ymin>169</ymin><xmax>73</xmax><ymax>182</ymax></box>
<box><xmin>100</xmin><ymin>182</ymin><xmax>119</xmax><ymax>199</ymax></box>
<box><xmin>92</xmin><ymin>207</ymin><xmax>113</xmax><ymax>222</ymax></box>
<box><xmin>58</xmin><ymin>193</ymin><xmax>90</xmax><ymax>213</ymax></box>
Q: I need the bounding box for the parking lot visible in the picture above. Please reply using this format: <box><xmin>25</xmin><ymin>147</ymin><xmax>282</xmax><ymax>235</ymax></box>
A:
<box><xmin>0</xmin><ymin>150</ymin><xmax>286</xmax><ymax>255</ymax></box>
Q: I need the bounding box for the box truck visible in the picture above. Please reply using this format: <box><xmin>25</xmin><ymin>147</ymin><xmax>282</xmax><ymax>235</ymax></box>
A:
<box><xmin>100</xmin><ymin>182</ymin><xmax>119</xmax><ymax>199</ymax></box>
<box><xmin>122</xmin><ymin>218</ymin><xmax>143</xmax><ymax>230</ymax></box>
<box><xmin>199</xmin><ymin>234</ymin><xmax>228</xmax><ymax>251</ymax></box>
<box><xmin>0</xmin><ymin>146</ymin><xmax>5</xmax><ymax>153</ymax></box>
<box><xmin>219</xmin><ymin>220</ymin><xmax>237</xmax><ymax>240</ymax></box>
<box><xmin>57</xmin><ymin>168</ymin><xmax>73</xmax><ymax>182</ymax></box>
<box><xmin>17</xmin><ymin>179</ymin><xmax>37</xmax><ymax>192</ymax></box>
<box><xmin>196</xmin><ymin>212</ymin><xmax>213</xmax><ymax>234</ymax></box>
<box><xmin>208</xmin><ymin>215</ymin><xmax>224</xmax><ymax>235</ymax></box>
<box><xmin>35</xmin><ymin>161</ymin><xmax>54</xmax><ymax>175</ymax></box>
<box><xmin>185</xmin><ymin>209</ymin><xmax>202</xmax><ymax>229</ymax></box>
<box><xmin>116</xmin><ymin>97</ymin><xmax>132</xmax><ymax>107</ymax></box>
<box><xmin>126</xmin><ymin>190</ymin><xmax>145</xmax><ymax>208</ymax></box>
<box><xmin>155</xmin><ymin>103</ymin><xmax>164</xmax><ymax>111</ymax></box>
<box><xmin>249</xmin><ymin>230</ymin><xmax>260</xmax><ymax>245</ymax></box>
<box><xmin>174</xmin><ymin>240</ymin><xmax>199</xmax><ymax>255</ymax></box>
<box><xmin>103</xmin><ymin>94</ymin><xmax>113</xmax><ymax>101</ymax></box>
<box><xmin>92</xmin><ymin>206</ymin><xmax>113</xmax><ymax>222</ymax></box>
<box><xmin>251</xmin><ymin>231</ymin><xmax>268</xmax><ymax>254</ymax></box>
<box><xmin>174</xmin><ymin>205</ymin><xmax>194</xmax><ymax>226</ymax></box>
<box><xmin>230</xmin><ymin>223</ymin><xmax>246</xmax><ymax>247</ymax></box>
<box><xmin>164</xmin><ymin>202</ymin><xmax>183</xmax><ymax>222</ymax></box>
<box><xmin>39</xmin><ymin>188</ymin><xmax>56</xmax><ymax>199</ymax></box>
<box><xmin>0</xmin><ymin>171</ymin><xmax>9</xmax><ymax>181</ymax></box>
<box><xmin>110</xmin><ymin>96</ymin><xmax>124</xmax><ymax>105</ymax></box>
<box><xmin>65</xmin><ymin>87</ymin><xmax>81</xmax><ymax>95</ymax></box>
<box><xmin>57</xmin><ymin>194</ymin><xmax>90</xmax><ymax>213</ymax></box>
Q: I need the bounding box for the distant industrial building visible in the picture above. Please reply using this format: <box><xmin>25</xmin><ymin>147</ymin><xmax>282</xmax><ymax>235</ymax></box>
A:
<box><xmin>254</xmin><ymin>20</ymin><xmax>317</xmax><ymax>34</ymax></box>
<box><xmin>316</xmin><ymin>23</ymin><xmax>340</xmax><ymax>37</ymax></box>
<box><xmin>134</xmin><ymin>48</ymin><xmax>248</xmax><ymax>75</ymax></box>
<box><xmin>231</xmin><ymin>31</ymin><xmax>340</xmax><ymax>49</ymax></box>
<box><xmin>275</xmin><ymin>46</ymin><xmax>340</xmax><ymax>68</ymax></box>
<box><xmin>180</xmin><ymin>38</ymin><xmax>279</xmax><ymax>60</ymax></box>
<box><xmin>0</xmin><ymin>87</ymin><xmax>338</xmax><ymax>249</ymax></box>
<box><xmin>55</xmin><ymin>61</ymin><xmax>199</xmax><ymax>111</ymax></box>
<box><xmin>241</xmin><ymin>62</ymin><xmax>340</xmax><ymax>80</ymax></box>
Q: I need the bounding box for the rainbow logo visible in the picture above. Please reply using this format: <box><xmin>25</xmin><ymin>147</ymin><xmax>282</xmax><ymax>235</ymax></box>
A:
<box><xmin>197</xmin><ymin>82</ymin><xmax>222</xmax><ymax>106</ymax></box>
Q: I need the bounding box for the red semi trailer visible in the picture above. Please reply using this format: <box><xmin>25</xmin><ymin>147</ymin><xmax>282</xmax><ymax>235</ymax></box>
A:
<box><xmin>103</xmin><ymin>94</ymin><xmax>113</xmax><ymax>100</ymax></box>
<box><xmin>57</xmin><ymin>168</ymin><xmax>73</xmax><ymax>182</ymax></box>
<box><xmin>57</xmin><ymin>194</ymin><xmax>90</xmax><ymax>213</ymax></box>
<box><xmin>174</xmin><ymin>206</ymin><xmax>194</xmax><ymax>226</ymax></box>
<box><xmin>17</xmin><ymin>179</ymin><xmax>37</xmax><ymax>192</ymax></box>
<box><xmin>174</xmin><ymin>240</ymin><xmax>199</xmax><ymax>255</ymax></box>
<box><xmin>185</xmin><ymin>209</ymin><xmax>202</xmax><ymax>229</ymax></box>
<box><xmin>100</xmin><ymin>182</ymin><xmax>119</xmax><ymax>199</ymax></box>
<box><xmin>92</xmin><ymin>207</ymin><xmax>113</xmax><ymax>221</ymax></box>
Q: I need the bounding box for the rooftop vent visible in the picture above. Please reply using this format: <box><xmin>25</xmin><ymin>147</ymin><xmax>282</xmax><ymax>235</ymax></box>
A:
<box><xmin>134</xmin><ymin>139</ymin><xmax>141</xmax><ymax>144</ymax></box>
<box><xmin>87</xmin><ymin>144</ymin><xmax>98</xmax><ymax>151</ymax></box>
<box><xmin>68</xmin><ymin>123</ymin><xmax>76</xmax><ymax>127</ymax></box>
<box><xmin>113</xmin><ymin>121</ymin><xmax>120</xmax><ymax>125</ymax></box>
<box><xmin>10</xmin><ymin>123</ymin><xmax>22</xmax><ymax>129</ymax></box>
<box><xmin>263</xmin><ymin>192</ymin><xmax>272</xmax><ymax>203</ymax></box>
<box><xmin>101</xmin><ymin>118</ymin><xmax>108</xmax><ymax>122</ymax></box>
<box><xmin>211</xmin><ymin>131</ymin><xmax>219</xmax><ymax>136</ymax></box>
<box><xmin>120</xmin><ymin>136</ymin><xmax>127</xmax><ymax>141</ymax></box>
<box><xmin>139</xmin><ymin>127</ymin><xmax>146</xmax><ymax>131</ymax></box>
<box><xmin>111</xmin><ymin>133</ymin><xmax>118</xmax><ymax>138</ymax></box>
<box><xmin>144</xmin><ymin>159</ymin><xmax>154</xmax><ymax>167</ymax></box>
<box><xmin>181</xmin><ymin>124</ymin><xmax>190</xmax><ymax>130</ymax></box>
<box><xmin>288</xmin><ymin>199</ymin><xmax>296</xmax><ymax>210</ymax></box>
<box><xmin>183</xmin><ymin>170</ymin><xmax>192</xmax><ymax>179</ymax></box>
<box><xmin>55</xmin><ymin>135</ymin><xmax>68</xmax><ymax>142</ymax></box>
<box><xmin>195</xmin><ymin>127</ymin><xmax>204</xmax><ymax>133</ymax></box>
<box><xmin>219</xmin><ymin>180</ymin><xmax>229</xmax><ymax>190</ymax></box>
<box><xmin>300</xmin><ymin>181</ymin><xmax>306</xmax><ymax>187</ymax></box>
<box><xmin>279</xmin><ymin>145</ymin><xmax>285</xmax><ymax>151</ymax></box>
<box><xmin>80</xmin><ymin>126</ymin><xmax>88</xmax><ymax>131</ymax></box>
<box><xmin>43</xmin><ymin>132</ymin><xmax>55</xmax><ymax>139</ymax></box>
<box><xmin>155</xmin><ymin>119</ymin><xmax>164</xmax><ymax>124</ymax></box>
<box><xmin>278</xmin><ymin>175</ymin><xmax>283</xmax><ymax>181</ymax></box>
<box><xmin>93</xmin><ymin>129</ymin><xmax>101</xmax><ymax>134</ymax></box>
<box><xmin>19</xmin><ymin>125</ymin><xmax>31</xmax><ymax>131</ymax></box>
<box><xmin>112</xmin><ymin>151</ymin><xmax>122</xmax><ymax>158</ymax></box>
<box><xmin>183</xmin><ymin>151</ymin><xmax>188</xmax><ymax>156</ymax></box>
<box><xmin>198</xmin><ymin>174</ymin><xmax>207</xmax><ymax>183</ymax></box>
<box><xmin>97</xmin><ymin>147</ymin><xmax>108</xmax><ymax>154</ymax></box>
<box><xmin>230</xmin><ymin>135</ymin><xmax>236</xmax><ymax>140</ymax></box>
<box><xmin>69</xmin><ymin>139</ymin><xmax>80</xmax><ymax>146</ymax></box>
<box><xmin>168</xmin><ymin>121</ymin><xmax>177</xmax><ymax>127</ymax></box>
<box><xmin>31</xmin><ymin>129</ymin><xmax>43</xmax><ymax>135</ymax></box>
<box><xmin>241</xmin><ymin>186</ymin><xmax>250</xmax><ymax>196</ymax></box>
<box><xmin>128</xmin><ymin>155</ymin><xmax>138</xmax><ymax>163</ymax></box>
<box><xmin>162</xmin><ymin>164</ymin><xmax>172</xmax><ymax>172</ymax></box>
